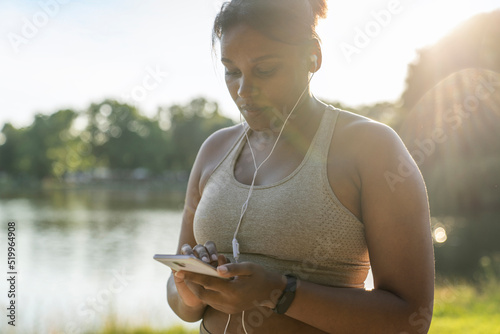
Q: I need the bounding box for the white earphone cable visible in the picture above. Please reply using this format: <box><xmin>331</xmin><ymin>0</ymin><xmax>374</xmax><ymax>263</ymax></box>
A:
<box><xmin>223</xmin><ymin>314</ymin><xmax>231</xmax><ymax>333</ymax></box>
<box><xmin>233</xmin><ymin>71</ymin><xmax>315</xmax><ymax>262</ymax></box>
<box><xmin>224</xmin><ymin>71</ymin><xmax>315</xmax><ymax>334</ymax></box>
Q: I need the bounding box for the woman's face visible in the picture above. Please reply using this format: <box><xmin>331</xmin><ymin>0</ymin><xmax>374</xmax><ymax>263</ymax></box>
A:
<box><xmin>220</xmin><ymin>23</ymin><xmax>311</xmax><ymax>131</ymax></box>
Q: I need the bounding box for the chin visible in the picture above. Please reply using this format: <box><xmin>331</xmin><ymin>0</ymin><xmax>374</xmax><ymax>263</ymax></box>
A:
<box><xmin>241</xmin><ymin>114</ymin><xmax>273</xmax><ymax>132</ymax></box>
<box><xmin>242</xmin><ymin>108</ymin><xmax>283</xmax><ymax>131</ymax></box>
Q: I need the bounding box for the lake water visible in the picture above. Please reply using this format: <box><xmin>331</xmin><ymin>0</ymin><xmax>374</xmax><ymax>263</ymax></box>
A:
<box><xmin>0</xmin><ymin>188</ymin><xmax>374</xmax><ymax>334</ymax></box>
<box><xmin>0</xmin><ymin>189</ymin><xmax>200</xmax><ymax>334</ymax></box>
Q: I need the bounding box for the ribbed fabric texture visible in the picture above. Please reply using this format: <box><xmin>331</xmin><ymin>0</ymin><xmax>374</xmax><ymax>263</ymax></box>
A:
<box><xmin>194</xmin><ymin>106</ymin><xmax>370</xmax><ymax>288</ymax></box>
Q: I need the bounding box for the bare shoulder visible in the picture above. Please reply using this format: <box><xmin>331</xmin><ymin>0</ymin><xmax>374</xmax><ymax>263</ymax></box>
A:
<box><xmin>329</xmin><ymin>108</ymin><xmax>428</xmax><ymax>223</ymax></box>
<box><xmin>332</xmin><ymin>109</ymin><xmax>412</xmax><ymax>178</ymax></box>
<box><xmin>195</xmin><ymin>123</ymin><xmax>244</xmax><ymax>192</ymax></box>
<box><xmin>325</xmin><ymin>109</ymin><xmax>409</xmax><ymax>220</ymax></box>
<box><xmin>198</xmin><ymin>123</ymin><xmax>243</xmax><ymax>158</ymax></box>
<box><xmin>336</xmin><ymin>109</ymin><xmax>422</xmax><ymax>189</ymax></box>
<box><xmin>334</xmin><ymin>109</ymin><xmax>404</xmax><ymax>157</ymax></box>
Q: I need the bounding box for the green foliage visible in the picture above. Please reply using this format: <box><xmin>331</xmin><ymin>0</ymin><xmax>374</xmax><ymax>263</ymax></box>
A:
<box><xmin>0</xmin><ymin>109</ymin><xmax>81</xmax><ymax>179</ymax></box>
<box><xmin>0</xmin><ymin>123</ymin><xmax>24</xmax><ymax>176</ymax></box>
<box><xmin>165</xmin><ymin>98</ymin><xmax>233</xmax><ymax>170</ymax></box>
<box><xmin>0</xmin><ymin>97</ymin><xmax>234</xmax><ymax>181</ymax></box>
<box><xmin>86</xmin><ymin>100</ymin><xmax>169</xmax><ymax>172</ymax></box>
<box><xmin>402</xmin><ymin>10</ymin><xmax>500</xmax><ymax>111</ymax></box>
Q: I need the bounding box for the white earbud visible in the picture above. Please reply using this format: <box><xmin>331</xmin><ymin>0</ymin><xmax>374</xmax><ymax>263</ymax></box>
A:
<box><xmin>310</xmin><ymin>54</ymin><xmax>318</xmax><ymax>72</ymax></box>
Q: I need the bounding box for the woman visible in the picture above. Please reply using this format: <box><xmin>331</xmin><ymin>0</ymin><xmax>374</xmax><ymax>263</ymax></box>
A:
<box><xmin>167</xmin><ymin>0</ymin><xmax>434</xmax><ymax>333</ymax></box>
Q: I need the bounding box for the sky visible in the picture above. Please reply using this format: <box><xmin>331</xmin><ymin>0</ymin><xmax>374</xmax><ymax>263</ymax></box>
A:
<box><xmin>1</xmin><ymin>0</ymin><xmax>499</xmax><ymax>128</ymax></box>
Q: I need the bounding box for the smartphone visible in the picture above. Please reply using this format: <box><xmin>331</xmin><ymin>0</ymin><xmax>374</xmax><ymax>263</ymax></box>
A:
<box><xmin>153</xmin><ymin>254</ymin><xmax>229</xmax><ymax>279</ymax></box>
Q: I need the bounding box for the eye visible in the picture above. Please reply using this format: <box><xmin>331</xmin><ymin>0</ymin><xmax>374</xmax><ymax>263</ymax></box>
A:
<box><xmin>224</xmin><ymin>68</ymin><xmax>241</xmax><ymax>77</ymax></box>
<box><xmin>255</xmin><ymin>66</ymin><xmax>277</xmax><ymax>76</ymax></box>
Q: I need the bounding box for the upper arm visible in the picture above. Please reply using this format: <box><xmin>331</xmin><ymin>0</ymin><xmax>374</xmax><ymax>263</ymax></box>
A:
<box><xmin>356</xmin><ymin>122</ymin><xmax>434</xmax><ymax>311</ymax></box>
<box><xmin>175</xmin><ymin>125</ymin><xmax>243</xmax><ymax>254</ymax></box>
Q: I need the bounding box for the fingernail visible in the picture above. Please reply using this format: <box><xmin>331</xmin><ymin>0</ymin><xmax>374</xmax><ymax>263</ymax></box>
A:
<box><xmin>211</xmin><ymin>254</ymin><xmax>218</xmax><ymax>261</ymax></box>
<box><xmin>175</xmin><ymin>271</ymin><xmax>184</xmax><ymax>279</ymax></box>
<box><xmin>202</xmin><ymin>256</ymin><xmax>209</xmax><ymax>262</ymax></box>
<box><xmin>217</xmin><ymin>266</ymin><xmax>228</xmax><ymax>274</ymax></box>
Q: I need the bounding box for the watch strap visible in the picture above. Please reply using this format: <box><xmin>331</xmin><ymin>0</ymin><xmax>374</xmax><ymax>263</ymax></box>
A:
<box><xmin>272</xmin><ymin>274</ymin><xmax>297</xmax><ymax>314</ymax></box>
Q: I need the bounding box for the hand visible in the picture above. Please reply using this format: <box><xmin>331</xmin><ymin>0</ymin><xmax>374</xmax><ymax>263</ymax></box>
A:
<box><xmin>181</xmin><ymin>241</ymin><xmax>222</xmax><ymax>267</ymax></box>
<box><xmin>180</xmin><ymin>262</ymin><xmax>286</xmax><ymax>314</ymax></box>
<box><xmin>172</xmin><ymin>241</ymin><xmax>229</xmax><ymax>309</ymax></box>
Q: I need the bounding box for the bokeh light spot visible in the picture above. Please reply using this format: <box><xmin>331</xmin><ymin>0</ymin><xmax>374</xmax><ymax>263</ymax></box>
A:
<box><xmin>434</xmin><ymin>227</ymin><xmax>448</xmax><ymax>243</ymax></box>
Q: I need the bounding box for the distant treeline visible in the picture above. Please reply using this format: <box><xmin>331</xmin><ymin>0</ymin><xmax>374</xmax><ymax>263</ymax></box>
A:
<box><xmin>0</xmin><ymin>98</ymin><xmax>234</xmax><ymax>182</ymax></box>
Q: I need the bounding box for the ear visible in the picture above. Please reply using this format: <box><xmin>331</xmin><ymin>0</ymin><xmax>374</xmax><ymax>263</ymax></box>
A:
<box><xmin>308</xmin><ymin>38</ymin><xmax>322</xmax><ymax>73</ymax></box>
<box><xmin>310</xmin><ymin>55</ymin><xmax>318</xmax><ymax>72</ymax></box>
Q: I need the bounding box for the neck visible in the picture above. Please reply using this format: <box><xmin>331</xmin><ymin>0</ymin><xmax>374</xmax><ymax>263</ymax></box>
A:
<box><xmin>258</xmin><ymin>94</ymin><xmax>323</xmax><ymax>129</ymax></box>
<box><xmin>247</xmin><ymin>96</ymin><xmax>326</xmax><ymax>152</ymax></box>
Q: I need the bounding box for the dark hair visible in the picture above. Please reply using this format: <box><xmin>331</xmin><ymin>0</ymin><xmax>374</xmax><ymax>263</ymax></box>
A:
<box><xmin>212</xmin><ymin>0</ymin><xmax>328</xmax><ymax>47</ymax></box>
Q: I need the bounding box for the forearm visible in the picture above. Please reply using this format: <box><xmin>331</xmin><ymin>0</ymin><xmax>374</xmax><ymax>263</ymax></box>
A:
<box><xmin>167</xmin><ymin>274</ymin><xmax>206</xmax><ymax>322</ymax></box>
<box><xmin>284</xmin><ymin>280</ymin><xmax>432</xmax><ymax>334</ymax></box>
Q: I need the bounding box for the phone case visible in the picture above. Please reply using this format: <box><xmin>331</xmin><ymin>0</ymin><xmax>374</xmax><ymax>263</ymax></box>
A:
<box><xmin>153</xmin><ymin>254</ymin><xmax>228</xmax><ymax>279</ymax></box>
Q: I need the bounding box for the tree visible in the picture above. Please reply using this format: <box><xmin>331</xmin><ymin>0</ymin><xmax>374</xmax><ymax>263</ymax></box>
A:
<box><xmin>401</xmin><ymin>10</ymin><xmax>500</xmax><ymax>111</ymax></box>
<box><xmin>0</xmin><ymin>109</ymin><xmax>79</xmax><ymax>179</ymax></box>
<box><xmin>165</xmin><ymin>97</ymin><xmax>234</xmax><ymax>170</ymax></box>
<box><xmin>0</xmin><ymin>97</ymin><xmax>235</xmax><ymax>181</ymax></box>
<box><xmin>0</xmin><ymin>123</ymin><xmax>24</xmax><ymax>176</ymax></box>
<box><xmin>85</xmin><ymin>100</ymin><xmax>167</xmax><ymax>173</ymax></box>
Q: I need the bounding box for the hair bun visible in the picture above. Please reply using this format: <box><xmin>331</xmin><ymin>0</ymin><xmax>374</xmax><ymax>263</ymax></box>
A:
<box><xmin>213</xmin><ymin>0</ymin><xmax>328</xmax><ymax>46</ymax></box>
<box><xmin>308</xmin><ymin>0</ymin><xmax>328</xmax><ymax>24</ymax></box>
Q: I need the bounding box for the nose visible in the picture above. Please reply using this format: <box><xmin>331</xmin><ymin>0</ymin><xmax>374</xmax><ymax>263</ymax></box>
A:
<box><xmin>237</xmin><ymin>75</ymin><xmax>257</xmax><ymax>99</ymax></box>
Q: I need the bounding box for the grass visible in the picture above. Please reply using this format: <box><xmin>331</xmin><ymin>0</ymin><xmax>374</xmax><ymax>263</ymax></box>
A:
<box><xmin>87</xmin><ymin>323</ymin><xmax>198</xmax><ymax>334</ymax></box>
<box><xmin>86</xmin><ymin>277</ymin><xmax>500</xmax><ymax>334</ymax></box>
<box><xmin>429</xmin><ymin>276</ymin><xmax>500</xmax><ymax>334</ymax></box>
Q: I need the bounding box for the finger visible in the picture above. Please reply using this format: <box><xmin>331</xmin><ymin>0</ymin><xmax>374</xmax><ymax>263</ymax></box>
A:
<box><xmin>204</xmin><ymin>241</ymin><xmax>219</xmax><ymax>263</ymax></box>
<box><xmin>185</xmin><ymin>279</ymin><xmax>221</xmax><ymax>302</ymax></box>
<box><xmin>193</xmin><ymin>244</ymin><xmax>210</xmax><ymax>263</ymax></box>
<box><xmin>174</xmin><ymin>270</ymin><xmax>185</xmax><ymax>282</ymax></box>
<box><xmin>184</xmin><ymin>279</ymin><xmax>205</xmax><ymax>297</ymax></box>
<box><xmin>180</xmin><ymin>244</ymin><xmax>194</xmax><ymax>256</ymax></box>
<box><xmin>183</xmin><ymin>271</ymin><xmax>228</xmax><ymax>291</ymax></box>
<box><xmin>217</xmin><ymin>262</ymin><xmax>255</xmax><ymax>277</ymax></box>
<box><xmin>218</xmin><ymin>254</ymin><xmax>230</xmax><ymax>266</ymax></box>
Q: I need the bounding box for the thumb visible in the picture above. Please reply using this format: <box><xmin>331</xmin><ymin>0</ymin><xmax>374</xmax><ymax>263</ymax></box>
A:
<box><xmin>217</xmin><ymin>262</ymin><xmax>254</xmax><ymax>277</ymax></box>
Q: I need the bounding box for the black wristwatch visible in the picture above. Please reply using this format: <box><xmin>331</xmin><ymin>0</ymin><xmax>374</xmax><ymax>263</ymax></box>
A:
<box><xmin>272</xmin><ymin>274</ymin><xmax>297</xmax><ymax>314</ymax></box>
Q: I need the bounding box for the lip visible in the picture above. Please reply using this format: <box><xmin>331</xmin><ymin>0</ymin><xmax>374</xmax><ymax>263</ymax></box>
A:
<box><xmin>240</xmin><ymin>104</ymin><xmax>264</xmax><ymax>114</ymax></box>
